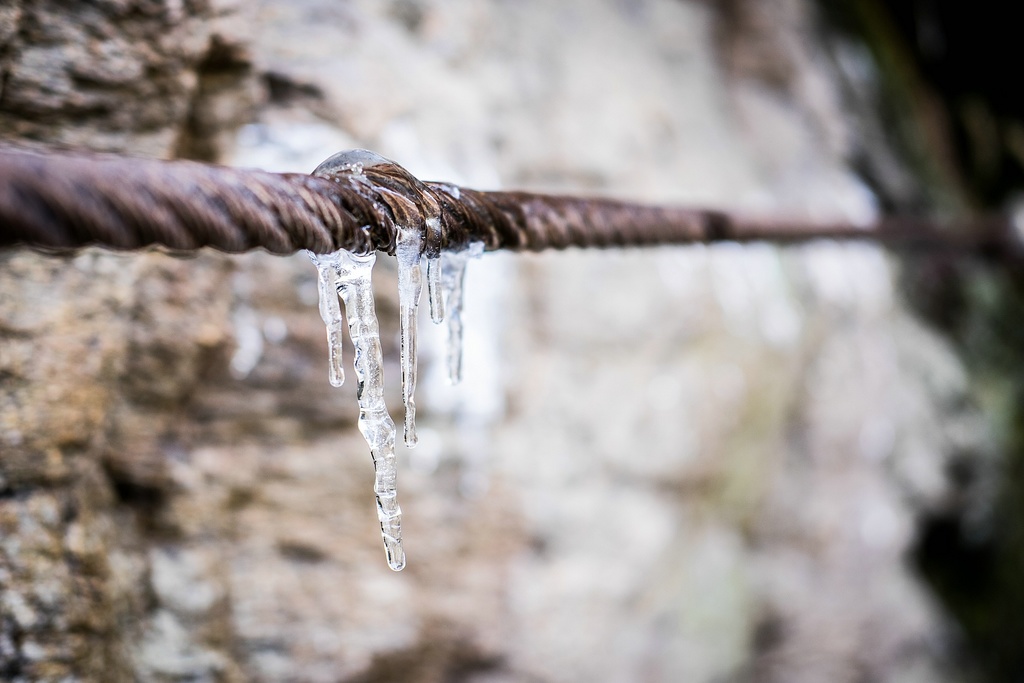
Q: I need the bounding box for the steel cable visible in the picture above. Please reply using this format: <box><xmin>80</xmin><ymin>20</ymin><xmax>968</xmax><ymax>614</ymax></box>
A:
<box><xmin>0</xmin><ymin>145</ymin><xmax>1018</xmax><ymax>259</ymax></box>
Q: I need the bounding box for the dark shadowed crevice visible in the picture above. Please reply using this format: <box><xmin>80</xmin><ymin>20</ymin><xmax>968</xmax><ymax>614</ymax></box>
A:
<box><xmin>812</xmin><ymin>2</ymin><xmax>1024</xmax><ymax>681</ymax></box>
<box><xmin>345</xmin><ymin>628</ymin><xmax>505</xmax><ymax>683</ymax></box>
<box><xmin>262</xmin><ymin>71</ymin><xmax>325</xmax><ymax>107</ymax></box>
<box><xmin>173</xmin><ymin>33</ymin><xmax>257</xmax><ymax>162</ymax></box>
<box><xmin>104</xmin><ymin>469</ymin><xmax>172</xmax><ymax>538</ymax></box>
<box><xmin>0</xmin><ymin>3</ymin><xmax>25</xmax><ymax>115</ymax></box>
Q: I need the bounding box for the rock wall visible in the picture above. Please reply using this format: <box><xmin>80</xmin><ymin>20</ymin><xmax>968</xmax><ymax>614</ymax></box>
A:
<box><xmin>0</xmin><ymin>1</ymin><xmax>987</xmax><ymax>681</ymax></box>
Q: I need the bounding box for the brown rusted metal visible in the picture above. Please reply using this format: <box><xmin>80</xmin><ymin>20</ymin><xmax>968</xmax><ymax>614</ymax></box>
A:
<box><xmin>0</xmin><ymin>144</ymin><xmax>1018</xmax><ymax>260</ymax></box>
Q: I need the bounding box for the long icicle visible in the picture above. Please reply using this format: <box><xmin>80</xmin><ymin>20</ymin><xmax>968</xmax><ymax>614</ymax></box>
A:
<box><xmin>308</xmin><ymin>251</ymin><xmax>346</xmax><ymax>387</ymax></box>
<box><xmin>327</xmin><ymin>249</ymin><xmax>406</xmax><ymax>571</ymax></box>
<box><xmin>395</xmin><ymin>226</ymin><xmax>423</xmax><ymax>448</ymax></box>
<box><xmin>440</xmin><ymin>243</ymin><xmax>484</xmax><ymax>384</ymax></box>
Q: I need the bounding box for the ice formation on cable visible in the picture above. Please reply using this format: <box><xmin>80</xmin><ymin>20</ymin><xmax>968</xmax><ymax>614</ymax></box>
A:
<box><xmin>312</xmin><ymin>148</ymin><xmax>389</xmax><ymax>178</ymax></box>
<box><xmin>396</xmin><ymin>226</ymin><xmax>424</xmax><ymax>448</ymax></box>
<box><xmin>313</xmin><ymin>258</ymin><xmax>345</xmax><ymax>387</ymax></box>
<box><xmin>308</xmin><ymin>249</ymin><xmax>405</xmax><ymax>571</ymax></box>
<box><xmin>440</xmin><ymin>242</ymin><xmax>485</xmax><ymax>384</ymax></box>
<box><xmin>425</xmin><ymin>213</ymin><xmax>445</xmax><ymax>325</ymax></box>
<box><xmin>306</xmin><ymin>149</ymin><xmax>491</xmax><ymax>570</ymax></box>
<box><xmin>427</xmin><ymin>254</ymin><xmax>444</xmax><ymax>324</ymax></box>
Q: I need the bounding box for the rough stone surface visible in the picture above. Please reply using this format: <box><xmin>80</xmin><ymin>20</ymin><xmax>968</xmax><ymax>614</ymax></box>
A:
<box><xmin>0</xmin><ymin>0</ymin><xmax>255</xmax><ymax>159</ymax></box>
<box><xmin>0</xmin><ymin>0</ymin><xmax>988</xmax><ymax>681</ymax></box>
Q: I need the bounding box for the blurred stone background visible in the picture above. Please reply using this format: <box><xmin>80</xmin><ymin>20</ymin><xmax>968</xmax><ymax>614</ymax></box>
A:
<box><xmin>1</xmin><ymin>0</ymin><xmax>1021</xmax><ymax>681</ymax></box>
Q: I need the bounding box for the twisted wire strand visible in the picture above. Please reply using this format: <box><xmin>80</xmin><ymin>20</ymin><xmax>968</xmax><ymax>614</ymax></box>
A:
<box><xmin>0</xmin><ymin>145</ymin><xmax>1018</xmax><ymax>259</ymax></box>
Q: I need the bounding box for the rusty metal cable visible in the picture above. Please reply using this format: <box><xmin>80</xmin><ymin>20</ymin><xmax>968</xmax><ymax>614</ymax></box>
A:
<box><xmin>0</xmin><ymin>145</ymin><xmax>1019</xmax><ymax>259</ymax></box>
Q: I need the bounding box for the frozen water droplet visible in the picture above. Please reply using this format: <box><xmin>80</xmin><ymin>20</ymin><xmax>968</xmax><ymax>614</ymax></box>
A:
<box><xmin>440</xmin><ymin>242</ymin><xmax>485</xmax><ymax>384</ymax></box>
<box><xmin>308</xmin><ymin>251</ymin><xmax>345</xmax><ymax>387</ymax></box>
<box><xmin>312</xmin><ymin>149</ymin><xmax>393</xmax><ymax>178</ymax></box>
<box><xmin>318</xmin><ymin>248</ymin><xmax>405</xmax><ymax>571</ymax></box>
<box><xmin>396</xmin><ymin>226</ymin><xmax>423</xmax><ymax>448</ymax></box>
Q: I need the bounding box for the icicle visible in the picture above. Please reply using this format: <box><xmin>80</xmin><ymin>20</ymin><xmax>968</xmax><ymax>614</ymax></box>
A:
<box><xmin>427</xmin><ymin>255</ymin><xmax>444</xmax><ymax>323</ymax></box>
<box><xmin>395</xmin><ymin>226</ymin><xmax>423</xmax><ymax>448</ymax></box>
<box><xmin>321</xmin><ymin>248</ymin><xmax>406</xmax><ymax>571</ymax></box>
<box><xmin>425</xmin><ymin>217</ymin><xmax>445</xmax><ymax>324</ymax></box>
<box><xmin>440</xmin><ymin>242</ymin><xmax>485</xmax><ymax>384</ymax></box>
<box><xmin>307</xmin><ymin>251</ymin><xmax>345</xmax><ymax>387</ymax></box>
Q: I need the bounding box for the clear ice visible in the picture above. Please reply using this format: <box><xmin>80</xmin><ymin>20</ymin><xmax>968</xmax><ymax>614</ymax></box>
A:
<box><xmin>309</xmin><ymin>253</ymin><xmax>345</xmax><ymax>387</ymax></box>
<box><xmin>396</xmin><ymin>226</ymin><xmax>424</xmax><ymax>448</ymax></box>
<box><xmin>425</xmin><ymin>217</ymin><xmax>445</xmax><ymax>324</ymax></box>
<box><xmin>308</xmin><ymin>249</ymin><xmax>406</xmax><ymax>571</ymax></box>
<box><xmin>427</xmin><ymin>255</ymin><xmax>444</xmax><ymax>324</ymax></box>
<box><xmin>440</xmin><ymin>243</ymin><xmax>485</xmax><ymax>384</ymax></box>
<box><xmin>305</xmin><ymin>151</ymin><xmax>491</xmax><ymax>570</ymax></box>
<box><xmin>312</xmin><ymin>148</ymin><xmax>393</xmax><ymax>178</ymax></box>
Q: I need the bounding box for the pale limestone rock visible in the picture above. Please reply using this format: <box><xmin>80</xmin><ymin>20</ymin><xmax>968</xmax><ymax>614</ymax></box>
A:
<box><xmin>0</xmin><ymin>1</ymin><xmax>985</xmax><ymax>681</ymax></box>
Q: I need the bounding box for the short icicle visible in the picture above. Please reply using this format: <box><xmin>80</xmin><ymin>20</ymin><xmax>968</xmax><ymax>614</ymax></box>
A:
<box><xmin>440</xmin><ymin>242</ymin><xmax>485</xmax><ymax>385</ymax></box>
<box><xmin>425</xmin><ymin>217</ymin><xmax>445</xmax><ymax>324</ymax></box>
<box><xmin>316</xmin><ymin>249</ymin><xmax>406</xmax><ymax>571</ymax></box>
<box><xmin>396</xmin><ymin>226</ymin><xmax>423</xmax><ymax>448</ymax></box>
<box><xmin>308</xmin><ymin>252</ymin><xmax>345</xmax><ymax>387</ymax></box>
